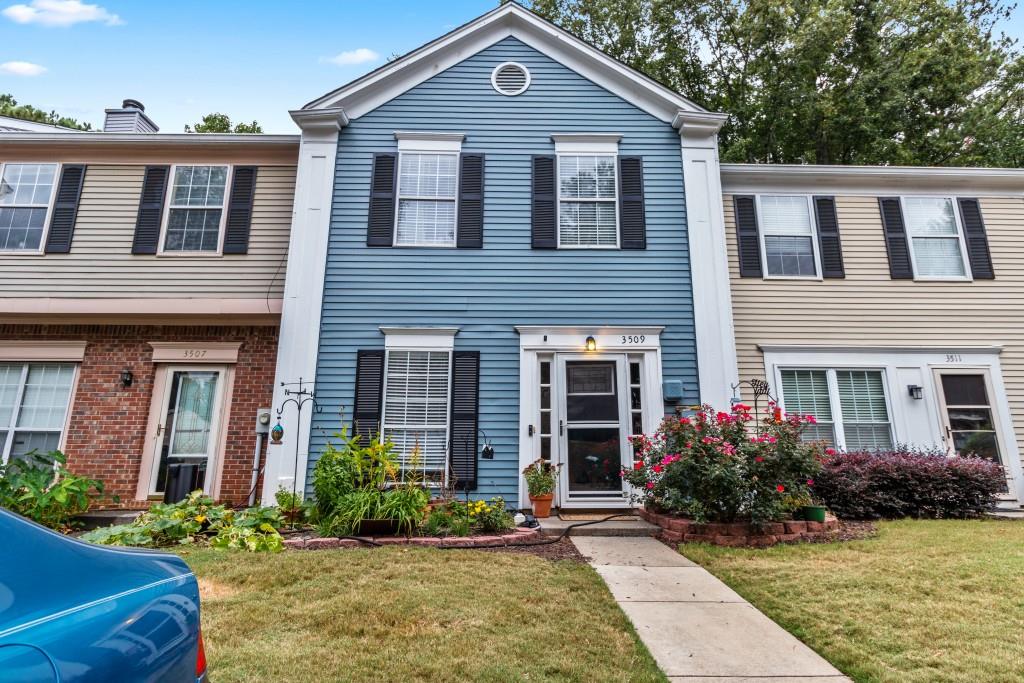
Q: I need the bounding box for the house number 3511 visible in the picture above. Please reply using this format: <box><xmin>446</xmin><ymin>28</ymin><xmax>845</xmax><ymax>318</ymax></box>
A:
<box><xmin>621</xmin><ymin>335</ymin><xmax>646</xmax><ymax>344</ymax></box>
<box><xmin>183</xmin><ymin>349</ymin><xmax>208</xmax><ymax>359</ymax></box>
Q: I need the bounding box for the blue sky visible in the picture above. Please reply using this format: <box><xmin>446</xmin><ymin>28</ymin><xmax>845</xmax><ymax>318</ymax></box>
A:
<box><xmin>2</xmin><ymin>0</ymin><xmax>1023</xmax><ymax>134</ymax></box>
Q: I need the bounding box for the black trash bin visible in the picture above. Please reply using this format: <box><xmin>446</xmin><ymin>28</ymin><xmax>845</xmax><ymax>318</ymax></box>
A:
<box><xmin>164</xmin><ymin>462</ymin><xmax>202</xmax><ymax>504</ymax></box>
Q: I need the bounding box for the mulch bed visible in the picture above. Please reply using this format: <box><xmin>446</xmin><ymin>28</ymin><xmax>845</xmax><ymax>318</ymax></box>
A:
<box><xmin>476</xmin><ymin>536</ymin><xmax>587</xmax><ymax>562</ymax></box>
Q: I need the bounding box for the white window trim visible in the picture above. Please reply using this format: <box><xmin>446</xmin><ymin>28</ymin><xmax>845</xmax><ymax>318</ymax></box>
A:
<box><xmin>157</xmin><ymin>163</ymin><xmax>233</xmax><ymax>257</ymax></box>
<box><xmin>755</xmin><ymin>194</ymin><xmax>823</xmax><ymax>281</ymax></box>
<box><xmin>900</xmin><ymin>195</ymin><xmax>973</xmax><ymax>282</ymax></box>
<box><xmin>0</xmin><ymin>361</ymin><xmax>79</xmax><ymax>465</ymax></box>
<box><xmin>491</xmin><ymin>61</ymin><xmax>532</xmax><ymax>96</ymax></box>
<box><xmin>392</xmin><ymin>135</ymin><xmax>463</xmax><ymax>248</ymax></box>
<box><xmin>0</xmin><ymin>161</ymin><xmax>61</xmax><ymax>256</ymax></box>
<box><xmin>552</xmin><ymin>138</ymin><xmax>622</xmax><ymax>250</ymax></box>
<box><xmin>776</xmin><ymin>365</ymin><xmax>894</xmax><ymax>451</ymax></box>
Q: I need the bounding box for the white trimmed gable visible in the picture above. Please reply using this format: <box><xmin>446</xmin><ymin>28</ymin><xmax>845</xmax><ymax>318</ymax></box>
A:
<box><xmin>300</xmin><ymin>2</ymin><xmax>707</xmax><ymax>123</ymax></box>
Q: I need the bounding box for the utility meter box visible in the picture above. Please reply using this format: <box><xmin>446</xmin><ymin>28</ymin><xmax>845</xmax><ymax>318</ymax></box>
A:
<box><xmin>255</xmin><ymin>409</ymin><xmax>272</xmax><ymax>435</ymax></box>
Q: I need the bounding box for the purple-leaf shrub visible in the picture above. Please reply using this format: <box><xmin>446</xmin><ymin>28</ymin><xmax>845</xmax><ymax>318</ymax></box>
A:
<box><xmin>815</xmin><ymin>447</ymin><xmax>1005</xmax><ymax>519</ymax></box>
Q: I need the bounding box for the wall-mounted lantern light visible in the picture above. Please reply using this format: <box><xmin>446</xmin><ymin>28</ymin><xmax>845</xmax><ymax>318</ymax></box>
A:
<box><xmin>585</xmin><ymin>335</ymin><xmax>597</xmax><ymax>352</ymax></box>
<box><xmin>270</xmin><ymin>421</ymin><xmax>284</xmax><ymax>444</ymax></box>
<box><xmin>907</xmin><ymin>385</ymin><xmax>924</xmax><ymax>400</ymax></box>
<box><xmin>120</xmin><ymin>369</ymin><xmax>134</xmax><ymax>388</ymax></box>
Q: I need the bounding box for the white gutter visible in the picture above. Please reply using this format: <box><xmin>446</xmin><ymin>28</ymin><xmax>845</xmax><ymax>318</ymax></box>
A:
<box><xmin>0</xmin><ymin>132</ymin><xmax>300</xmax><ymax>144</ymax></box>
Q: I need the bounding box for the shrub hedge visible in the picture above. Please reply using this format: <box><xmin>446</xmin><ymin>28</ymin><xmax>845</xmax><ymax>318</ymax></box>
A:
<box><xmin>815</xmin><ymin>448</ymin><xmax>1005</xmax><ymax>519</ymax></box>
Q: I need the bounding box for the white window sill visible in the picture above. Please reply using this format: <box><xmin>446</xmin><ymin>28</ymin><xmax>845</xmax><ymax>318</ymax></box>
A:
<box><xmin>911</xmin><ymin>276</ymin><xmax>974</xmax><ymax>283</ymax></box>
<box><xmin>0</xmin><ymin>250</ymin><xmax>45</xmax><ymax>257</ymax></box>
<box><xmin>155</xmin><ymin>251</ymin><xmax>225</xmax><ymax>258</ymax></box>
<box><xmin>762</xmin><ymin>274</ymin><xmax>823</xmax><ymax>281</ymax></box>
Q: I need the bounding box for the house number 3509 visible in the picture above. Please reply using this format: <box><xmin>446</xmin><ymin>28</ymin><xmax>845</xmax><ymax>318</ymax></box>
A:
<box><xmin>183</xmin><ymin>349</ymin><xmax>207</xmax><ymax>359</ymax></box>
<box><xmin>622</xmin><ymin>335</ymin><xmax>646</xmax><ymax>344</ymax></box>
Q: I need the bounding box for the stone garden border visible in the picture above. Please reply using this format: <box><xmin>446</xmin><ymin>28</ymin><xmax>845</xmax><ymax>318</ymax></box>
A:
<box><xmin>638</xmin><ymin>508</ymin><xmax>840</xmax><ymax>547</ymax></box>
<box><xmin>283</xmin><ymin>526</ymin><xmax>543</xmax><ymax>550</ymax></box>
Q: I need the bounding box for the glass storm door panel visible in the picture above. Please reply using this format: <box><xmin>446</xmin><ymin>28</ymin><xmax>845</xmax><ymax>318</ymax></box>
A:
<box><xmin>562</xmin><ymin>360</ymin><xmax>627</xmax><ymax>496</ymax></box>
<box><xmin>939</xmin><ymin>373</ymin><xmax>1003</xmax><ymax>464</ymax></box>
<box><xmin>154</xmin><ymin>369</ymin><xmax>220</xmax><ymax>494</ymax></box>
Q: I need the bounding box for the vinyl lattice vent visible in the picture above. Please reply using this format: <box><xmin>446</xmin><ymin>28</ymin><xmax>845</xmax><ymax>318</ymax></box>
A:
<box><xmin>492</xmin><ymin>63</ymin><xmax>530</xmax><ymax>96</ymax></box>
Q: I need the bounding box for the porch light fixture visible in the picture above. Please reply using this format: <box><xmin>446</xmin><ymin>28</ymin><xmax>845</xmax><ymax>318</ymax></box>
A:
<box><xmin>120</xmin><ymin>369</ymin><xmax>134</xmax><ymax>388</ymax></box>
<box><xmin>585</xmin><ymin>335</ymin><xmax>597</xmax><ymax>352</ymax></box>
<box><xmin>907</xmin><ymin>385</ymin><xmax>924</xmax><ymax>400</ymax></box>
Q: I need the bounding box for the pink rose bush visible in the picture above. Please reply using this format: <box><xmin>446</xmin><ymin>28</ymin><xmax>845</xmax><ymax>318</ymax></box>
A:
<box><xmin>621</xmin><ymin>403</ymin><xmax>824</xmax><ymax>525</ymax></box>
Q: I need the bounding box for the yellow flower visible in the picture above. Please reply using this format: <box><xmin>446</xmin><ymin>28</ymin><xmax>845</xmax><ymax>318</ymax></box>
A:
<box><xmin>195</xmin><ymin>515</ymin><xmax>206</xmax><ymax>523</ymax></box>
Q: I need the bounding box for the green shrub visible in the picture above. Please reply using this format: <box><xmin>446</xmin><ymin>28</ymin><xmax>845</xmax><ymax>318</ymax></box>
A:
<box><xmin>419</xmin><ymin>497</ymin><xmax>513</xmax><ymax>537</ymax></box>
<box><xmin>81</xmin><ymin>490</ymin><xmax>284</xmax><ymax>552</ymax></box>
<box><xmin>312</xmin><ymin>427</ymin><xmax>400</xmax><ymax>517</ymax></box>
<box><xmin>0</xmin><ymin>450</ymin><xmax>107</xmax><ymax>530</ymax></box>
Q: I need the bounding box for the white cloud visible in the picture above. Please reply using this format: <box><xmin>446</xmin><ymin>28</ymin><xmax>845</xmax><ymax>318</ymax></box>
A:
<box><xmin>321</xmin><ymin>48</ymin><xmax>379</xmax><ymax>66</ymax></box>
<box><xmin>0</xmin><ymin>60</ymin><xmax>47</xmax><ymax>76</ymax></box>
<box><xmin>2</xmin><ymin>0</ymin><xmax>122</xmax><ymax>27</ymax></box>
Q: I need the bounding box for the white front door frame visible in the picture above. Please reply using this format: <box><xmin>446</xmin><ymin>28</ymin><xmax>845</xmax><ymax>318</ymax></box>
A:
<box><xmin>516</xmin><ymin>326</ymin><xmax>664</xmax><ymax>510</ymax></box>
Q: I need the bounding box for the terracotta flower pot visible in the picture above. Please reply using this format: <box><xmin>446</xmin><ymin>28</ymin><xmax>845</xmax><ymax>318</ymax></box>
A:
<box><xmin>529</xmin><ymin>493</ymin><xmax>554</xmax><ymax>518</ymax></box>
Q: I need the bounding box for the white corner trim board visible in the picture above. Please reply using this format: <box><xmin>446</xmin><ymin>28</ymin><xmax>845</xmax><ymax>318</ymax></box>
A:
<box><xmin>262</xmin><ymin>111</ymin><xmax>345</xmax><ymax>503</ymax></box>
<box><xmin>677</xmin><ymin>116</ymin><xmax>740</xmax><ymax>410</ymax></box>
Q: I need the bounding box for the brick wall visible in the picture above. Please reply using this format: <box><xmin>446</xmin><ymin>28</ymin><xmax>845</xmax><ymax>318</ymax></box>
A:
<box><xmin>0</xmin><ymin>324</ymin><xmax>278</xmax><ymax>508</ymax></box>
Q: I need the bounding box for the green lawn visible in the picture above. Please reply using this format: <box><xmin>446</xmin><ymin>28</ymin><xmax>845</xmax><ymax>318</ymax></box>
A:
<box><xmin>180</xmin><ymin>547</ymin><xmax>665</xmax><ymax>683</ymax></box>
<box><xmin>681</xmin><ymin>519</ymin><xmax>1024</xmax><ymax>683</ymax></box>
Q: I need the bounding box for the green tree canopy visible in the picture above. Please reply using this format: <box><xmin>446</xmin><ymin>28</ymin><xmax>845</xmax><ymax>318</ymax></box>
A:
<box><xmin>527</xmin><ymin>0</ymin><xmax>1024</xmax><ymax>166</ymax></box>
<box><xmin>0</xmin><ymin>93</ymin><xmax>93</xmax><ymax>130</ymax></box>
<box><xmin>185</xmin><ymin>112</ymin><xmax>263</xmax><ymax>134</ymax></box>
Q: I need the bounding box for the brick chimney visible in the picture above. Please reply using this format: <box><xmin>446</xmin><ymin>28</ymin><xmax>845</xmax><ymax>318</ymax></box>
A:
<box><xmin>103</xmin><ymin>99</ymin><xmax>159</xmax><ymax>133</ymax></box>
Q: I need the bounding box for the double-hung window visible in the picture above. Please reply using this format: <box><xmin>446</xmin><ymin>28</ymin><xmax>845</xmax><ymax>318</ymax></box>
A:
<box><xmin>902</xmin><ymin>197</ymin><xmax>970</xmax><ymax>279</ymax></box>
<box><xmin>161</xmin><ymin>165</ymin><xmax>230</xmax><ymax>253</ymax></box>
<box><xmin>0</xmin><ymin>162</ymin><xmax>58</xmax><ymax>252</ymax></box>
<box><xmin>0</xmin><ymin>363</ymin><xmax>76</xmax><ymax>463</ymax></box>
<box><xmin>759</xmin><ymin>195</ymin><xmax>818</xmax><ymax>277</ymax></box>
<box><xmin>395</xmin><ymin>153</ymin><xmax>459</xmax><ymax>247</ymax></box>
<box><xmin>381</xmin><ymin>349</ymin><xmax>452</xmax><ymax>483</ymax></box>
<box><xmin>779</xmin><ymin>367</ymin><xmax>893</xmax><ymax>451</ymax></box>
<box><xmin>558</xmin><ymin>154</ymin><xmax>618</xmax><ymax>247</ymax></box>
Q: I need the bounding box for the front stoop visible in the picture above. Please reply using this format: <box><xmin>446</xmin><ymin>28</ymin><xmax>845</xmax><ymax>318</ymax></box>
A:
<box><xmin>537</xmin><ymin>514</ymin><xmax>660</xmax><ymax>537</ymax></box>
<box><xmin>574</xmin><ymin>536</ymin><xmax>851</xmax><ymax>681</ymax></box>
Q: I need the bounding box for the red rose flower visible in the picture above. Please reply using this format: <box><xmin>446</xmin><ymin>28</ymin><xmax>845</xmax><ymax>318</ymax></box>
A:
<box><xmin>652</xmin><ymin>464</ymin><xmax>663</xmax><ymax>473</ymax></box>
<box><xmin>776</xmin><ymin>484</ymin><xmax>785</xmax><ymax>493</ymax></box>
<box><xmin>633</xmin><ymin>461</ymin><xmax>644</xmax><ymax>470</ymax></box>
<box><xmin>754</xmin><ymin>456</ymin><xmax>764</xmax><ymax>463</ymax></box>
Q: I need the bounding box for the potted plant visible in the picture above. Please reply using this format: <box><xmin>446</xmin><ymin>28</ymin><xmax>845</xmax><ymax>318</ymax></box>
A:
<box><xmin>522</xmin><ymin>459</ymin><xmax>559</xmax><ymax>518</ymax></box>
<box><xmin>801</xmin><ymin>500</ymin><xmax>828</xmax><ymax>523</ymax></box>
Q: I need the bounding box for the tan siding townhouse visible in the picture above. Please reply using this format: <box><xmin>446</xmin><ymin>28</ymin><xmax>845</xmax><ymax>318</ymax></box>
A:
<box><xmin>0</xmin><ymin>102</ymin><xmax>299</xmax><ymax>507</ymax></box>
<box><xmin>721</xmin><ymin>164</ymin><xmax>1024</xmax><ymax>511</ymax></box>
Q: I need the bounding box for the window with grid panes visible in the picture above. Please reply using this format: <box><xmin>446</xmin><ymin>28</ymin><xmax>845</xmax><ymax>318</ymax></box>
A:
<box><xmin>163</xmin><ymin>165</ymin><xmax>229</xmax><ymax>252</ymax></box>
<box><xmin>0</xmin><ymin>163</ymin><xmax>57</xmax><ymax>251</ymax></box>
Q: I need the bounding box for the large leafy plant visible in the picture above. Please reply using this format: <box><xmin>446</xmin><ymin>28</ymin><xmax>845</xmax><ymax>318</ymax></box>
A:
<box><xmin>623</xmin><ymin>404</ymin><xmax>824</xmax><ymax>524</ymax></box>
<box><xmin>81</xmin><ymin>491</ymin><xmax>284</xmax><ymax>552</ymax></box>
<box><xmin>0</xmin><ymin>450</ymin><xmax>107</xmax><ymax>530</ymax></box>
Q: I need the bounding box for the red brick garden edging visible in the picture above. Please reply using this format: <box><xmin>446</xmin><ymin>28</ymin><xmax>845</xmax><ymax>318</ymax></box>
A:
<box><xmin>638</xmin><ymin>508</ymin><xmax>840</xmax><ymax>547</ymax></box>
<box><xmin>283</xmin><ymin>526</ymin><xmax>543</xmax><ymax>550</ymax></box>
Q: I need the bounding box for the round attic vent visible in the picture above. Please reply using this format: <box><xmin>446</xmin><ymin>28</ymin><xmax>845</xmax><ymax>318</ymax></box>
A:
<box><xmin>491</xmin><ymin>62</ymin><xmax>531</xmax><ymax>96</ymax></box>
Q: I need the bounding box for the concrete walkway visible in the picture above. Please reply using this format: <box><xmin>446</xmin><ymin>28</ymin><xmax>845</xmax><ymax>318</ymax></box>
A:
<box><xmin>572</xmin><ymin>536</ymin><xmax>851</xmax><ymax>682</ymax></box>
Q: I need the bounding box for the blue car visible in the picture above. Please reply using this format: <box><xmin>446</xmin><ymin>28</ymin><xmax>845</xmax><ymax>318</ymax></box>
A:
<box><xmin>0</xmin><ymin>509</ymin><xmax>207</xmax><ymax>682</ymax></box>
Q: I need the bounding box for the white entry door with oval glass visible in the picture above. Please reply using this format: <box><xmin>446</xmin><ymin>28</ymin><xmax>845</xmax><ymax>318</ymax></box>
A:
<box><xmin>546</xmin><ymin>354</ymin><xmax>637</xmax><ymax>507</ymax></box>
<box><xmin>148</xmin><ymin>366</ymin><xmax>226</xmax><ymax>498</ymax></box>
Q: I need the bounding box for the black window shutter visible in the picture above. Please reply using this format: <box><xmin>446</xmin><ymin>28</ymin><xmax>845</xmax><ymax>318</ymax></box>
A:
<box><xmin>353</xmin><ymin>350</ymin><xmax>385</xmax><ymax>441</ymax></box>
<box><xmin>813</xmin><ymin>196</ymin><xmax>845</xmax><ymax>278</ymax></box>
<box><xmin>531</xmin><ymin>155</ymin><xmax>557</xmax><ymax>249</ymax></box>
<box><xmin>733</xmin><ymin>195</ymin><xmax>762</xmax><ymax>277</ymax></box>
<box><xmin>222</xmin><ymin>166</ymin><xmax>258</xmax><ymax>254</ymax></box>
<box><xmin>957</xmin><ymin>198</ymin><xmax>994</xmax><ymax>279</ymax></box>
<box><xmin>449</xmin><ymin>350</ymin><xmax>480</xmax><ymax>491</ymax></box>
<box><xmin>619</xmin><ymin>156</ymin><xmax>646</xmax><ymax>249</ymax></box>
<box><xmin>457</xmin><ymin>153</ymin><xmax>484</xmax><ymax>248</ymax></box>
<box><xmin>878</xmin><ymin>197</ymin><xmax>913</xmax><ymax>279</ymax></box>
<box><xmin>43</xmin><ymin>164</ymin><xmax>86</xmax><ymax>254</ymax></box>
<box><xmin>367</xmin><ymin>153</ymin><xmax>397</xmax><ymax>247</ymax></box>
<box><xmin>132</xmin><ymin>166</ymin><xmax>170</xmax><ymax>255</ymax></box>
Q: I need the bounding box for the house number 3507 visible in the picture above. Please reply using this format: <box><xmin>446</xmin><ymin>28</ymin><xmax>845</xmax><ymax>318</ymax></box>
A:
<box><xmin>183</xmin><ymin>349</ymin><xmax>208</xmax><ymax>359</ymax></box>
<box><xmin>622</xmin><ymin>335</ymin><xmax>646</xmax><ymax>344</ymax></box>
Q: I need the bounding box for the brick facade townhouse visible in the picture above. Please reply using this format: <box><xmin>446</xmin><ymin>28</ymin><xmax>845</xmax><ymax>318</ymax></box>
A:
<box><xmin>0</xmin><ymin>104</ymin><xmax>298</xmax><ymax>507</ymax></box>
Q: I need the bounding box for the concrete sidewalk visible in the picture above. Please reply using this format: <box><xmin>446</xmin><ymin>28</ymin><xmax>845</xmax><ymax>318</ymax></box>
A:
<box><xmin>572</xmin><ymin>536</ymin><xmax>851</xmax><ymax>682</ymax></box>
